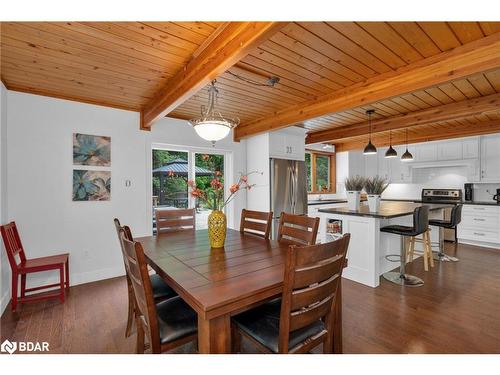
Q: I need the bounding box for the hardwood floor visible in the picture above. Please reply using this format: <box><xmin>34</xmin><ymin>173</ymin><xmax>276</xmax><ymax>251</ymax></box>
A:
<box><xmin>2</xmin><ymin>242</ymin><xmax>499</xmax><ymax>354</ymax></box>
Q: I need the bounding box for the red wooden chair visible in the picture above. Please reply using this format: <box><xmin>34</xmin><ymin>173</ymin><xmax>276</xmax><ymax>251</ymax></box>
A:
<box><xmin>1</xmin><ymin>221</ymin><xmax>69</xmax><ymax>312</ymax></box>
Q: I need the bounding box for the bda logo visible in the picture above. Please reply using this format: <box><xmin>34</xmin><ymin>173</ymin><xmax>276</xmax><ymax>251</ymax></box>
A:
<box><xmin>1</xmin><ymin>339</ymin><xmax>17</xmax><ymax>354</ymax></box>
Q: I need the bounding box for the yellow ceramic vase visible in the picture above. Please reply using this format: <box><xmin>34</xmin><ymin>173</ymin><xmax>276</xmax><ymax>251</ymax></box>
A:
<box><xmin>208</xmin><ymin>210</ymin><xmax>227</xmax><ymax>248</ymax></box>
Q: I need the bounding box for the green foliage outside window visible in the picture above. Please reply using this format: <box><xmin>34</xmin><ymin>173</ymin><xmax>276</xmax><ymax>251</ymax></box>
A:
<box><xmin>316</xmin><ymin>155</ymin><xmax>330</xmax><ymax>191</ymax></box>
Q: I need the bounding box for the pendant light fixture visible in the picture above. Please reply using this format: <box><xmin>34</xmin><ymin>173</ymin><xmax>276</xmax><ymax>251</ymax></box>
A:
<box><xmin>363</xmin><ymin>109</ymin><xmax>377</xmax><ymax>155</ymax></box>
<box><xmin>189</xmin><ymin>80</ymin><xmax>239</xmax><ymax>145</ymax></box>
<box><xmin>401</xmin><ymin>128</ymin><xmax>414</xmax><ymax>162</ymax></box>
<box><xmin>385</xmin><ymin>130</ymin><xmax>398</xmax><ymax>158</ymax></box>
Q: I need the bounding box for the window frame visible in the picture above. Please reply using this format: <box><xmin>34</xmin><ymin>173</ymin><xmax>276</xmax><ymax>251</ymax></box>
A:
<box><xmin>305</xmin><ymin>150</ymin><xmax>336</xmax><ymax>194</ymax></box>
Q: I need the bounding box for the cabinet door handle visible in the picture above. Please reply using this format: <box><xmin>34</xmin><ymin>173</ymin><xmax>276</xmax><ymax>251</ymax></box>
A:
<box><xmin>473</xmin><ymin>232</ymin><xmax>485</xmax><ymax>236</ymax></box>
<box><xmin>473</xmin><ymin>218</ymin><xmax>485</xmax><ymax>221</ymax></box>
<box><xmin>473</xmin><ymin>207</ymin><xmax>485</xmax><ymax>210</ymax></box>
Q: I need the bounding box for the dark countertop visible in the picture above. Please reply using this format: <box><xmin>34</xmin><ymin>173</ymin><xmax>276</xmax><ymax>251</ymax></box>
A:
<box><xmin>463</xmin><ymin>201</ymin><xmax>500</xmax><ymax>206</ymax></box>
<box><xmin>308</xmin><ymin>199</ymin><xmax>349</xmax><ymax>206</ymax></box>
<box><xmin>318</xmin><ymin>201</ymin><xmax>451</xmax><ymax>219</ymax></box>
<box><xmin>309</xmin><ymin>198</ymin><xmax>499</xmax><ymax>207</ymax></box>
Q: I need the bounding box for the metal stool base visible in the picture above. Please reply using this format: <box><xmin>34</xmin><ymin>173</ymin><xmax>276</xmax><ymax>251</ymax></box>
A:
<box><xmin>382</xmin><ymin>272</ymin><xmax>424</xmax><ymax>287</ymax></box>
<box><xmin>433</xmin><ymin>252</ymin><xmax>459</xmax><ymax>262</ymax></box>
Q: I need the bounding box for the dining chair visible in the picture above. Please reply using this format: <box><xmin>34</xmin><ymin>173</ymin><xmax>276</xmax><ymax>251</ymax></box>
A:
<box><xmin>231</xmin><ymin>233</ymin><xmax>351</xmax><ymax>354</ymax></box>
<box><xmin>118</xmin><ymin>228</ymin><xmax>198</xmax><ymax>354</ymax></box>
<box><xmin>113</xmin><ymin>218</ymin><xmax>177</xmax><ymax>338</ymax></box>
<box><xmin>239</xmin><ymin>209</ymin><xmax>273</xmax><ymax>239</ymax></box>
<box><xmin>155</xmin><ymin>208</ymin><xmax>196</xmax><ymax>233</ymax></box>
<box><xmin>1</xmin><ymin>221</ymin><xmax>69</xmax><ymax>312</ymax></box>
<box><xmin>277</xmin><ymin>212</ymin><xmax>320</xmax><ymax>246</ymax></box>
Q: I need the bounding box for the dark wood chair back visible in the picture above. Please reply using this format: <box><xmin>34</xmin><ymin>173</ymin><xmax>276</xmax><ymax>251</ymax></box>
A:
<box><xmin>155</xmin><ymin>208</ymin><xmax>195</xmax><ymax>233</ymax></box>
<box><xmin>278</xmin><ymin>233</ymin><xmax>350</xmax><ymax>353</ymax></box>
<box><xmin>239</xmin><ymin>209</ymin><xmax>273</xmax><ymax>239</ymax></box>
<box><xmin>119</xmin><ymin>229</ymin><xmax>162</xmax><ymax>352</ymax></box>
<box><xmin>277</xmin><ymin>213</ymin><xmax>320</xmax><ymax>246</ymax></box>
<box><xmin>1</xmin><ymin>222</ymin><xmax>27</xmax><ymax>272</ymax></box>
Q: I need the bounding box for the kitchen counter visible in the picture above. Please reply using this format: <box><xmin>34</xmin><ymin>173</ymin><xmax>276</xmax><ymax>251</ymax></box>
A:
<box><xmin>318</xmin><ymin>202</ymin><xmax>451</xmax><ymax>219</ymax></box>
<box><xmin>464</xmin><ymin>201</ymin><xmax>500</xmax><ymax>206</ymax></box>
<box><xmin>317</xmin><ymin>202</ymin><xmax>447</xmax><ymax>288</ymax></box>
<box><xmin>308</xmin><ymin>199</ymin><xmax>348</xmax><ymax>205</ymax></box>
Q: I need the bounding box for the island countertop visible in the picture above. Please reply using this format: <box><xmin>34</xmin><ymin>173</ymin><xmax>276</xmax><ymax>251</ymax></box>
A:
<box><xmin>318</xmin><ymin>201</ymin><xmax>452</xmax><ymax>219</ymax></box>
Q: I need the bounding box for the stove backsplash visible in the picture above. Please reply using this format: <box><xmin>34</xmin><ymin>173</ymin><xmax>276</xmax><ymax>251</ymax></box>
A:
<box><xmin>383</xmin><ymin>182</ymin><xmax>500</xmax><ymax>202</ymax></box>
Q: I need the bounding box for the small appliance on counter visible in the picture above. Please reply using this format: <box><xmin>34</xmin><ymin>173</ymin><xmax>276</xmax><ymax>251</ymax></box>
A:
<box><xmin>494</xmin><ymin>188</ymin><xmax>500</xmax><ymax>204</ymax></box>
<box><xmin>464</xmin><ymin>183</ymin><xmax>473</xmax><ymax>202</ymax></box>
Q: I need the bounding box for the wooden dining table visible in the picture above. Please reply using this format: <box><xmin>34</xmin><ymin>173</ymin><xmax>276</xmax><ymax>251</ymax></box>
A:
<box><xmin>137</xmin><ymin>228</ymin><xmax>343</xmax><ymax>354</ymax></box>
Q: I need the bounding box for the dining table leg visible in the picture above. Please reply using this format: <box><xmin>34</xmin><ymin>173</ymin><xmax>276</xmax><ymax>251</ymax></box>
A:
<box><xmin>333</xmin><ymin>280</ymin><xmax>343</xmax><ymax>354</ymax></box>
<box><xmin>198</xmin><ymin>313</ymin><xmax>231</xmax><ymax>354</ymax></box>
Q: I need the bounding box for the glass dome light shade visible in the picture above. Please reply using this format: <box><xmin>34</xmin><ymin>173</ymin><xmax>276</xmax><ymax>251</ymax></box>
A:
<box><xmin>192</xmin><ymin>120</ymin><xmax>232</xmax><ymax>142</ymax></box>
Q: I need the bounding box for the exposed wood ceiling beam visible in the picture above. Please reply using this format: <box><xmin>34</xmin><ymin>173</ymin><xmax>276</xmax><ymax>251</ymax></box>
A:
<box><xmin>234</xmin><ymin>33</ymin><xmax>500</xmax><ymax>140</ymax></box>
<box><xmin>140</xmin><ymin>22</ymin><xmax>284</xmax><ymax>130</ymax></box>
<box><xmin>306</xmin><ymin>93</ymin><xmax>500</xmax><ymax>144</ymax></box>
<box><xmin>334</xmin><ymin>120</ymin><xmax>500</xmax><ymax>152</ymax></box>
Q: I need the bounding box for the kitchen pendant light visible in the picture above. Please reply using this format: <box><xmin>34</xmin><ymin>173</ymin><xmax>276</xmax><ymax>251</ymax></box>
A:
<box><xmin>189</xmin><ymin>80</ymin><xmax>239</xmax><ymax>145</ymax></box>
<box><xmin>401</xmin><ymin>128</ymin><xmax>414</xmax><ymax>162</ymax></box>
<box><xmin>385</xmin><ymin>130</ymin><xmax>398</xmax><ymax>158</ymax></box>
<box><xmin>363</xmin><ymin>109</ymin><xmax>377</xmax><ymax>155</ymax></box>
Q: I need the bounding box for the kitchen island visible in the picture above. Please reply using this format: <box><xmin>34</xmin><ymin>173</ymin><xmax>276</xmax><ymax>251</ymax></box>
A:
<box><xmin>318</xmin><ymin>202</ymin><xmax>450</xmax><ymax>287</ymax></box>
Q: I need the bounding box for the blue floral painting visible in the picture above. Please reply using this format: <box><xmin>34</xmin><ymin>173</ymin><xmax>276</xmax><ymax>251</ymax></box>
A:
<box><xmin>73</xmin><ymin>170</ymin><xmax>111</xmax><ymax>201</ymax></box>
<box><xmin>73</xmin><ymin>133</ymin><xmax>111</xmax><ymax>166</ymax></box>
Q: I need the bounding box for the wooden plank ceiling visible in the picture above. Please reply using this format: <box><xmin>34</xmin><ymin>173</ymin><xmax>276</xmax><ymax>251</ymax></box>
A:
<box><xmin>1</xmin><ymin>21</ymin><xmax>500</xmax><ymax>148</ymax></box>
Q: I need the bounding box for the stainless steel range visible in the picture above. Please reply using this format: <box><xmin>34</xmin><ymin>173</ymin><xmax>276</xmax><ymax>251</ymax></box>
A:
<box><xmin>421</xmin><ymin>188</ymin><xmax>462</xmax><ymax>204</ymax></box>
<box><xmin>421</xmin><ymin>188</ymin><xmax>462</xmax><ymax>245</ymax></box>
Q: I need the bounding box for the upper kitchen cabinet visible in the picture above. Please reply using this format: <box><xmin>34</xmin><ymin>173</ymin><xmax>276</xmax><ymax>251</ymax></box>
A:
<box><xmin>480</xmin><ymin>134</ymin><xmax>500</xmax><ymax>182</ymax></box>
<box><xmin>462</xmin><ymin>137</ymin><xmax>480</xmax><ymax>159</ymax></box>
<box><xmin>416</xmin><ymin>143</ymin><xmax>438</xmax><ymax>162</ymax></box>
<box><xmin>438</xmin><ymin>140</ymin><xmax>463</xmax><ymax>160</ymax></box>
<box><xmin>269</xmin><ymin>127</ymin><xmax>306</xmax><ymax>161</ymax></box>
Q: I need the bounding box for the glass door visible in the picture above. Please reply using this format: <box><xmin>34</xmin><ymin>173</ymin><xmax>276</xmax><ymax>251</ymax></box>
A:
<box><xmin>193</xmin><ymin>153</ymin><xmax>225</xmax><ymax>229</ymax></box>
<box><xmin>152</xmin><ymin>149</ymin><xmax>189</xmax><ymax>232</ymax></box>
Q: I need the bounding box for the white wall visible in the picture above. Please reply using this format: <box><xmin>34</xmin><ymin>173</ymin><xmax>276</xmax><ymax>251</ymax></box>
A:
<box><xmin>1</xmin><ymin>90</ymin><xmax>247</xmax><ymax>314</ymax></box>
<box><xmin>0</xmin><ymin>82</ymin><xmax>9</xmax><ymax>313</ymax></box>
<box><xmin>246</xmin><ymin>133</ymin><xmax>270</xmax><ymax>212</ymax></box>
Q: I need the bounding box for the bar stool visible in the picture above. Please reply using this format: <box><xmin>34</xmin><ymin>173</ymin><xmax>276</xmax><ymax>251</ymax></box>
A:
<box><xmin>407</xmin><ymin>229</ymin><xmax>434</xmax><ymax>271</ymax></box>
<box><xmin>381</xmin><ymin>206</ymin><xmax>429</xmax><ymax>287</ymax></box>
<box><xmin>429</xmin><ymin>204</ymin><xmax>462</xmax><ymax>262</ymax></box>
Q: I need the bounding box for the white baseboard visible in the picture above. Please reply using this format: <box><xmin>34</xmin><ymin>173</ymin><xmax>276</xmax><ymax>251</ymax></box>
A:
<box><xmin>0</xmin><ymin>265</ymin><xmax>125</xmax><ymax>316</ymax></box>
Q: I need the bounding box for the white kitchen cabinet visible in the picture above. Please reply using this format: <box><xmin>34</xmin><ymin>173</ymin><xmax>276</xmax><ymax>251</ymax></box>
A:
<box><xmin>377</xmin><ymin>149</ymin><xmax>391</xmax><ymax>180</ymax></box>
<box><xmin>389</xmin><ymin>146</ymin><xmax>412</xmax><ymax>182</ymax></box>
<box><xmin>438</xmin><ymin>140</ymin><xmax>462</xmax><ymax>160</ymax></box>
<box><xmin>480</xmin><ymin>134</ymin><xmax>500</xmax><ymax>182</ymax></box>
<box><xmin>364</xmin><ymin>152</ymin><xmax>378</xmax><ymax>179</ymax></box>
<box><xmin>462</xmin><ymin>137</ymin><xmax>479</xmax><ymax>159</ymax></box>
<box><xmin>269</xmin><ymin>127</ymin><xmax>306</xmax><ymax>161</ymax></box>
<box><xmin>416</xmin><ymin>143</ymin><xmax>438</xmax><ymax>162</ymax></box>
<box><xmin>458</xmin><ymin>204</ymin><xmax>500</xmax><ymax>248</ymax></box>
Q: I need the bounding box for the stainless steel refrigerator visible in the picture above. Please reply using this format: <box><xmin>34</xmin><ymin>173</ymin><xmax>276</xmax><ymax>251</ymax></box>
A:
<box><xmin>270</xmin><ymin>158</ymin><xmax>308</xmax><ymax>239</ymax></box>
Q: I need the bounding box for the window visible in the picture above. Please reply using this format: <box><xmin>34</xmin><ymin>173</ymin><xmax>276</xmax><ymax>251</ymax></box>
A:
<box><xmin>304</xmin><ymin>151</ymin><xmax>336</xmax><ymax>193</ymax></box>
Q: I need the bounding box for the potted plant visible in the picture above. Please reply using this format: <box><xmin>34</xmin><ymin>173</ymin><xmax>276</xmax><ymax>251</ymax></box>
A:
<box><xmin>345</xmin><ymin>175</ymin><xmax>365</xmax><ymax>211</ymax></box>
<box><xmin>187</xmin><ymin>157</ymin><xmax>259</xmax><ymax>248</ymax></box>
<box><xmin>364</xmin><ymin>176</ymin><xmax>389</xmax><ymax>212</ymax></box>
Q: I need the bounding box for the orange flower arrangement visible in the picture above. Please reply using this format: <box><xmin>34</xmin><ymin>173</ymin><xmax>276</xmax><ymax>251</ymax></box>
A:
<box><xmin>188</xmin><ymin>171</ymin><xmax>260</xmax><ymax>211</ymax></box>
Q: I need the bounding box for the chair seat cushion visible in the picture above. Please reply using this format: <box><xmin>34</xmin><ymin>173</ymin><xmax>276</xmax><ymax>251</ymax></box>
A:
<box><xmin>429</xmin><ymin>219</ymin><xmax>453</xmax><ymax>228</ymax></box>
<box><xmin>380</xmin><ymin>225</ymin><xmax>421</xmax><ymax>236</ymax></box>
<box><xmin>156</xmin><ymin>296</ymin><xmax>198</xmax><ymax>344</ymax></box>
<box><xmin>232</xmin><ymin>298</ymin><xmax>325</xmax><ymax>353</ymax></box>
<box><xmin>150</xmin><ymin>274</ymin><xmax>177</xmax><ymax>300</ymax></box>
